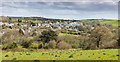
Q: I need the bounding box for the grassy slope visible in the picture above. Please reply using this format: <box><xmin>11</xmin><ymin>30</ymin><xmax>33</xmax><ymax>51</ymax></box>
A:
<box><xmin>100</xmin><ymin>20</ymin><xmax>118</xmax><ymax>29</ymax></box>
<box><xmin>2</xmin><ymin>49</ymin><xmax>118</xmax><ymax>60</ymax></box>
<box><xmin>81</xmin><ymin>19</ymin><xmax>118</xmax><ymax>29</ymax></box>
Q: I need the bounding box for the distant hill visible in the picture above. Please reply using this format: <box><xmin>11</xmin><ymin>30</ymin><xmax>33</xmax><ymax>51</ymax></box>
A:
<box><xmin>0</xmin><ymin>16</ymin><xmax>117</xmax><ymax>22</ymax></box>
<box><xmin>0</xmin><ymin>16</ymin><xmax>77</xmax><ymax>22</ymax></box>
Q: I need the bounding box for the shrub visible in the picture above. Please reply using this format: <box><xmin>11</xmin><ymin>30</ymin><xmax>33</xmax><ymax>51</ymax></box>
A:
<box><xmin>38</xmin><ymin>42</ymin><xmax>44</xmax><ymax>49</ymax></box>
<box><xmin>69</xmin><ymin>54</ymin><xmax>73</xmax><ymax>58</ymax></box>
<box><xmin>2</xmin><ymin>44</ymin><xmax>9</xmax><ymax>50</ymax></box>
<box><xmin>48</xmin><ymin>40</ymin><xmax>56</xmax><ymax>49</ymax></box>
<box><xmin>5</xmin><ymin>55</ymin><xmax>9</xmax><ymax>57</ymax></box>
<box><xmin>31</xmin><ymin>22</ymin><xmax>36</xmax><ymax>26</ymax></box>
<box><xmin>43</xmin><ymin>43</ymin><xmax>49</xmax><ymax>49</ymax></box>
<box><xmin>57</xmin><ymin>41</ymin><xmax>71</xmax><ymax>50</ymax></box>
<box><xmin>34</xmin><ymin>60</ymin><xmax>40</xmax><ymax>62</ymax></box>
<box><xmin>18</xmin><ymin>19</ymin><xmax>22</xmax><ymax>22</ymax></box>
<box><xmin>21</xmin><ymin>41</ymin><xmax>32</xmax><ymax>48</ymax></box>
<box><xmin>13</xmin><ymin>58</ymin><xmax>17</xmax><ymax>60</ymax></box>
<box><xmin>72</xmin><ymin>44</ymin><xmax>79</xmax><ymax>48</ymax></box>
<box><xmin>2</xmin><ymin>42</ymin><xmax>17</xmax><ymax>50</ymax></box>
<box><xmin>55</xmin><ymin>55</ymin><xmax>57</xmax><ymax>57</ymax></box>
<box><xmin>26</xmin><ymin>54</ymin><xmax>31</xmax><ymax>55</ymax></box>
<box><xmin>19</xmin><ymin>29</ymin><xmax>24</xmax><ymax>35</ymax></box>
<box><xmin>10</xmin><ymin>42</ymin><xmax>17</xmax><ymax>49</ymax></box>
<box><xmin>29</xmin><ymin>43</ymin><xmax>38</xmax><ymax>49</ymax></box>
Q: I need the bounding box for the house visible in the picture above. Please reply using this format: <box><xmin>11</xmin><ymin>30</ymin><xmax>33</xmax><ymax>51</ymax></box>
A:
<box><xmin>91</xmin><ymin>26</ymin><xmax>95</xmax><ymax>29</ymax></box>
<box><xmin>0</xmin><ymin>22</ymin><xmax>3</xmax><ymax>25</ymax></box>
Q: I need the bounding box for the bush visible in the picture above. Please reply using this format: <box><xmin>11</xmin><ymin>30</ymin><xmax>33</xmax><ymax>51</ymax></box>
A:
<box><xmin>5</xmin><ymin>55</ymin><xmax>9</xmax><ymax>57</ymax></box>
<box><xmin>38</xmin><ymin>42</ymin><xmax>44</xmax><ymax>49</ymax></box>
<box><xmin>48</xmin><ymin>40</ymin><xmax>56</xmax><ymax>49</ymax></box>
<box><xmin>57</xmin><ymin>41</ymin><xmax>71</xmax><ymax>50</ymax></box>
<box><xmin>72</xmin><ymin>44</ymin><xmax>79</xmax><ymax>48</ymax></box>
<box><xmin>2</xmin><ymin>44</ymin><xmax>9</xmax><ymax>50</ymax></box>
<box><xmin>69</xmin><ymin>54</ymin><xmax>73</xmax><ymax>58</ymax></box>
<box><xmin>11</xmin><ymin>42</ymin><xmax>18</xmax><ymax>49</ymax></box>
<box><xmin>19</xmin><ymin>29</ymin><xmax>24</xmax><ymax>35</ymax></box>
<box><xmin>29</xmin><ymin>43</ymin><xmax>38</xmax><ymax>49</ymax></box>
<box><xmin>43</xmin><ymin>43</ymin><xmax>49</xmax><ymax>49</ymax></box>
<box><xmin>18</xmin><ymin>19</ymin><xmax>22</xmax><ymax>22</ymax></box>
<box><xmin>57</xmin><ymin>35</ymin><xmax>89</xmax><ymax>49</ymax></box>
<box><xmin>13</xmin><ymin>58</ymin><xmax>17</xmax><ymax>60</ymax></box>
<box><xmin>2</xmin><ymin>42</ymin><xmax>17</xmax><ymax>50</ymax></box>
<box><xmin>21</xmin><ymin>41</ymin><xmax>32</xmax><ymax>48</ymax></box>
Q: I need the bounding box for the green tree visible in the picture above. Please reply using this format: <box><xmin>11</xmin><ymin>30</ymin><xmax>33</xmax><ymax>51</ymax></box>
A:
<box><xmin>77</xmin><ymin>25</ymin><xmax>85</xmax><ymax>31</ymax></box>
<box><xmin>19</xmin><ymin>29</ymin><xmax>24</xmax><ymax>35</ymax></box>
<box><xmin>18</xmin><ymin>19</ymin><xmax>22</xmax><ymax>22</ymax></box>
<box><xmin>11</xmin><ymin>42</ymin><xmax>17</xmax><ymax>49</ymax></box>
<box><xmin>30</xmin><ymin>43</ymin><xmax>38</xmax><ymax>49</ymax></box>
<box><xmin>2</xmin><ymin>42</ymin><xmax>17</xmax><ymax>50</ymax></box>
<box><xmin>21</xmin><ymin>41</ymin><xmax>32</xmax><ymax>48</ymax></box>
<box><xmin>9</xmin><ymin>17</ymin><xmax>12</xmax><ymax>23</ymax></box>
<box><xmin>31</xmin><ymin>22</ymin><xmax>36</xmax><ymax>26</ymax></box>
<box><xmin>89</xmin><ymin>26</ymin><xmax>115</xmax><ymax>49</ymax></box>
<box><xmin>40</xmin><ymin>30</ymin><xmax>58</xmax><ymax>43</ymax></box>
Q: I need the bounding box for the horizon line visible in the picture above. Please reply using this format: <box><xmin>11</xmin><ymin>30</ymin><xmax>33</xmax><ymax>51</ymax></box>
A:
<box><xmin>0</xmin><ymin>16</ymin><xmax>118</xmax><ymax>20</ymax></box>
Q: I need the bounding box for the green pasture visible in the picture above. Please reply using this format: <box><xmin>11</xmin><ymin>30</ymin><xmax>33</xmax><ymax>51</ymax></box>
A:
<box><xmin>100</xmin><ymin>20</ymin><xmax>118</xmax><ymax>28</ymax></box>
<box><xmin>2</xmin><ymin>49</ymin><xmax>119</xmax><ymax>60</ymax></box>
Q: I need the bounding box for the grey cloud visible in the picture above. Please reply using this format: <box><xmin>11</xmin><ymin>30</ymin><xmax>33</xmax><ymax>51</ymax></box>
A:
<box><xmin>2</xmin><ymin>0</ymin><xmax>120</xmax><ymax>2</ymax></box>
<box><xmin>1</xmin><ymin>1</ymin><xmax>118</xmax><ymax>20</ymax></box>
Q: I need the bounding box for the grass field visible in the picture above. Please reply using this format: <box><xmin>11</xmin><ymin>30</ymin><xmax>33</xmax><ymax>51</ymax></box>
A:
<box><xmin>100</xmin><ymin>20</ymin><xmax>118</xmax><ymax>29</ymax></box>
<box><xmin>0</xmin><ymin>45</ymin><xmax>2</xmax><ymax>62</ymax></box>
<box><xmin>2</xmin><ymin>49</ymin><xmax>119</xmax><ymax>60</ymax></box>
<box><xmin>0</xmin><ymin>52</ymin><xmax>1</xmax><ymax>62</ymax></box>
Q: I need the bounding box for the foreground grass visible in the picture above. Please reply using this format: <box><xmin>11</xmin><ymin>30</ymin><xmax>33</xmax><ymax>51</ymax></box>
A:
<box><xmin>0</xmin><ymin>51</ymin><xmax>1</xmax><ymax>62</ymax></box>
<box><xmin>2</xmin><ymin>49</ymin><xmax>119</xmax><ymax>60</ymax></box>
<box><xmin>0</xmin><ymin>45</ymin><xmax>2</xmax><ymax>62</ymax></box>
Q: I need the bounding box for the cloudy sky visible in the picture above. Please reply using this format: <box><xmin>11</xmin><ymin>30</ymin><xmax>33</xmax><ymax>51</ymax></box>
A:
<box><xmin>0</xmin><ymin>0</ymin><xmax>119</xmax><ymax>20</ymax></box>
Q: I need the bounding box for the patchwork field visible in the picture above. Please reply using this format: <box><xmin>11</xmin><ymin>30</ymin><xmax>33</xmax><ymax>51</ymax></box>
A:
<box><xmin>2</xmin><ymin>49</ymin><xmax>119</xmax><ymax>60</ymax></box>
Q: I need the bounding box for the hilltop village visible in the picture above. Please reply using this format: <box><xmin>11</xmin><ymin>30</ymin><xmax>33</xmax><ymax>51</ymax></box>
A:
<box><xmin>0</xmin><ymin>16</ymin><xmax>118</xmax><ymax>50</ymax></box>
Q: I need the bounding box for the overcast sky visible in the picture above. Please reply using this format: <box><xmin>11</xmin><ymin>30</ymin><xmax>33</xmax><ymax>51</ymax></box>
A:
<box><xmin>0</xmin><ymin>0</ymin><xmax>119</xmax><ymax>20</ymax></box>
